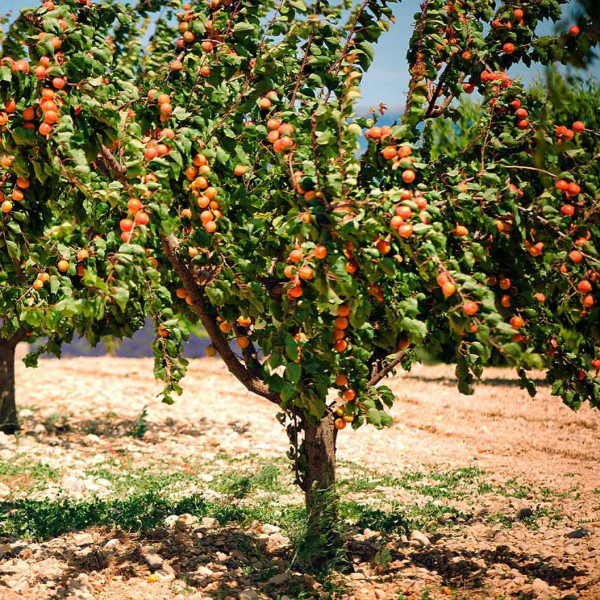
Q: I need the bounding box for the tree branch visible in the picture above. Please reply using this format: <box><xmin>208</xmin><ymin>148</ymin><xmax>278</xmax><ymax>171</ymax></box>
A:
<box><xmin>99</xmin><ymin>145</ymin><xmax>127</xmax><ymax>181</ymax></box>
<box><xmin>162</xmin><ymin>233</ymin><xmax>280</xmax><ymax>405</ymax></box>
<box><xmin>367</xmin><ymin>350</ymin><xmax>407</xmax><ymax>388</ymax></box>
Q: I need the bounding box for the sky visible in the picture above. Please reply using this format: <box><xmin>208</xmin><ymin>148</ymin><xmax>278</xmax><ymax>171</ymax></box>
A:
<box><xmin>2</xmin><ymin>0</ymin><xmax>597</xmax><ymax>116</ymax></box>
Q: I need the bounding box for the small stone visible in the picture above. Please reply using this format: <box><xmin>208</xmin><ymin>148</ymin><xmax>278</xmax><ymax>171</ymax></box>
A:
<box><xmin>155</xmin><ymin>567</ymin><xmax>175</xmax><ymax>583</ymax></box>
<box><xmin>566</xmin><ymin>529</ymin><xmax>590</xmax><ymax>539</ymax></box>
<box><xmin>268</xmin><ymin>572</ymin><xmax>290</xmax><ymax>585</ymax></box>
<box><xmin>409</xmin><ymin>531</ymin><xmax>431</xmax><ymax>547</ymax></box>
<box><xmin>239</xmin><ymin>590</ymin><xmax>259</xmax><ymax>600</ymax></box>
<box><xmin>532</xmin><ymin>578</ymin><xmax>549</xmax><ymax>595</ymax></box>
<box><xmin>73</xmin><ymin>533</ymin><xmax>94</xmax><ymax>547</ymax></box>
<box><xmin>196</xmin><ymin>565</ymin><xmax>213</xmax><ymax>577</ymax></box>
<box><xmin>349</xmin><ymin>572</ymin><xmax>366</xmax><ymax>580</ymax></box>
<box><xmin>103</xmin><ymin>539</ymin><xmax>121</xmax><ymax>551</ymax></box>
<box><xmin>200</xmin><ymin>517</ymin><xmax>219</xmax><ymax>529</ymax></box>
<box><xmin>0</xmin><ymin>591</ymin><xmax>25</xmax><ymax>600</ymax></box>
<box><xmin>176</xmin><ymin>514</ymin><xmax>198</xmax><ymax>530</ymax></box>
<box><xmin>0</xmin><ymin>483</ymin><xmax>11</xmax><ymax>497</ymax></box>
<box><xmin>261</xmin><ymin>524</ymin><xmax>281</xmax><ymax>535</ymax></box>
<box><xmin>517</xmin><ymin>507</ymin><xmax>534</xmax><ymax>520</ymax></box>
<box><xmin>144</xmin><ymin>553</ymin><xmax>164</xmax><ymax>570</ymax></box>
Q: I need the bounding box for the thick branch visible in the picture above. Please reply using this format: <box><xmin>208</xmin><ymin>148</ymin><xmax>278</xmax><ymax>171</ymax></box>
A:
<box><xmin>100</xmin><ymin>145</ymin><xmax>127</xmax><ymax>181</ymax></box>
<box><xmin>162</xmin><ymin>234</ymin><xmax>280</xmax><ymax>405</ymax></box>
<box><xmin>367</xmin><ymin>350</ymin><xmax>407</xmax><ymax>388</ymax></box>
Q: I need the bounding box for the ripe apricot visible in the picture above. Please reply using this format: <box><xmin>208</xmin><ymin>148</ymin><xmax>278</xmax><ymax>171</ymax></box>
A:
<box><xmin>577</xmin><ymin>280</ymin><xmax>592</xmax><ymax>293</ymax></box>
<box><xmin>382</xmin><ymin>146</ymin><xmax>397</xmax><ymax>160</ymax></box>
<box><xmin>128</xmin><ymin>198</ymin><xmax>142</xmax><ymax>214</ymax></box>
<box><xmin>298</xmin><ymin>266</ymin><xmax>314</xmax><ymax>280</ymax></box>
<box><xmin>402</xmin><ymin>169</ymin><xmax>416</xmax><ymax>184</ymax></box>
<box><xmin>335</xmin><ymin>418</ymin><xmax>347</xmax><ymax>430</ymax></box>
<box><xmin>335</xmin><ymin>374</ymin><xmax>348</xmax><ymax>387</ymax></box>
<box><xmin>442</xmin><ymin>282</ymin><xmax>456</xmax><ymax>297</ymax></box>
<box><xmin>120</xmin><ymin>218</ymin><xmax>134</xmax><ymax>232</ymax></box>
<box><xmin>289</xmin><ymin>249</ymin><xmax>303</xmax><ymax>263</ymax></box>
<box><xmin>335</xmin><ymin>317</ymin><xmax>349</xmax><ymax>330</ymax></box>
<box><xmin>334</xmin><ymin>339</ymin><xmax>348</xmax><ymax>352</ymax></box>
<box><xmin>510</xmin><ymin>315</ymin><xmax>524</xmax><ymax>329</ymax></box>
<box><xmin>314</xmin><ymin>245</ymin><xmax>327</xmax><ymax>259</ymax></box>
<box><xmin>462</xmin><ymin>300</ymin><xmax>478</xmax><ymax>316</ymax></box>
<box><xmin>398</xmin><ymin>223</ymin><xmax>413</xmax><ymax>238</ymax></box>
<box><xmin>288</xmin><ymin>285</ymin><xmax>303</xmax><ymax>298</ymax></box>
<box><xmin>135</xmin><ymin>211</ymin><xmax>150</xmax><ymax>226</ymax></box>
<box><xmin>1</xmin><ymin>200</ymin><xmax>13</xmax><ymax>213</ymax></box>
<box><xmin>343</xmin><ymin>388</ymin><xmax>356</xmax><ymax>401</ymax></box>
<box><xmin>337</xmin><ymin>305</ymin><xmax>350</xmax><ymax>317</ymax></box>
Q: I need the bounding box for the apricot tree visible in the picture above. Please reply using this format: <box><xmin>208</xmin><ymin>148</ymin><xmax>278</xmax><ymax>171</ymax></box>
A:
<box><xmin>1</xmin><ymin>0</ymin><xmax>599</xmax><ymax>559</ymax></box>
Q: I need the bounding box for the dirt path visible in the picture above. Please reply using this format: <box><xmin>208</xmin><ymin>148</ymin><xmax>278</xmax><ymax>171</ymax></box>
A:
<box><xmin>1</xmin><ymin>357</ymin><xmax>599</xmax><ymax>600</ymax></box>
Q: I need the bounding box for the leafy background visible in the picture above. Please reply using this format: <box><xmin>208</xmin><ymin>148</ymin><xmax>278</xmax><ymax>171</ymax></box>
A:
<box><xmin>3</xmin><ymin>0</ymin><xmax>598</xmax><ymax>359</ymax></box>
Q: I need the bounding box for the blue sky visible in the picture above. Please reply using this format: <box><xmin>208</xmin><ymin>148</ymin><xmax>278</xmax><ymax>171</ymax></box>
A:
<box><xmin>2</xmin><ymin>0</ymin><xmax>596</xmax><ymax>115</ymax></box>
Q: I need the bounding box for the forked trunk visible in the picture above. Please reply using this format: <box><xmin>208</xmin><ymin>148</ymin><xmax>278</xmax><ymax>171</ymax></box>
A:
<box><xmin>0</xmin><ymin>337</ymin><xmax>18</xmax><ymax>435</ymax></box>
<box><xmin>302</xmin><ymin>412</ymin><xmax>340</xmax><ymax>566</ymax></box>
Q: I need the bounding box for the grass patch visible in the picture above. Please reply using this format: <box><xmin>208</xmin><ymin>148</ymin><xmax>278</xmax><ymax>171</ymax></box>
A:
<box><xmin>0</xmin><ymin>492</ymin><xmax>209</xmax><ymax>538</ymax></box>
<box><xmin>0</xmin><ymin>458</ymin><xmax>60</xmax><ymax>493</ymax></box>
<box><xmin>338</xmin><ymin>464</ymin><xmax>486</xmax><ymax>501</ymax></box>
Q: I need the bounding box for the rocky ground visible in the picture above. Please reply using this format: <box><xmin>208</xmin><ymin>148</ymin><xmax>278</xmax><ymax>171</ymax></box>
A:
<box><xmin>1</xmin><ymin>356</ymin><xmax>599</xmax><ymax>600</ymax></box>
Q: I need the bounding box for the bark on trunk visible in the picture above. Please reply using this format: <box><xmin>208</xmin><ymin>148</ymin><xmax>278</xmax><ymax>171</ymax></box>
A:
<box><xmin>302</xmin><ymin>412</ymin><xmax>340</xmax><ymax>565</ymax></box>
<box><xmin>0</xmin><ymin>338</ymin><xmax>18</xmax><ymax>435</ymax></box>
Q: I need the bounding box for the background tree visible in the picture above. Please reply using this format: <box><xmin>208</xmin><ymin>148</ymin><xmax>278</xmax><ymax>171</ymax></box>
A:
<box><xmin>0</xmin><ymin>0</ymin><xmax>599</xmax><ymax>564</ymax></box>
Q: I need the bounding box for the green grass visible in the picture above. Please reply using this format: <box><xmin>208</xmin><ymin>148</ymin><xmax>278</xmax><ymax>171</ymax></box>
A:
<box><xmin>0</xmin><ymin>453</ymin><xmax>571</xmax><ymax>543</ymax></box>
<box><xmin>0</xmin><ymin>458</ymin><xmax>60</xmax><ymax>491</ymax></box>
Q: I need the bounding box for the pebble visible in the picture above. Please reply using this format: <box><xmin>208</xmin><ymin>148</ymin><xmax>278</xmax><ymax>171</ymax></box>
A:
<box><xmin>566</xmin><ymin>529</ymin><xmax>590</xmax><ymax>539</ymax></box>
<box><xmin>144</xmin><ymin>552</ymin><xmax>164</xmax><ymax>570</ymax></box>
<box><xmin>517</xmin><ymin>507</ymin><xmax>534</xmax><ymax>519</ymax></box>
<box><xmin>72</xmin><ymin>533</ymin><xmax>94</xmax><ymax>547</ymax></box>
<box><xmin>409</xmin><ymin>531</ymin><xmax>431</xmax><ymax>547</ymax></box>
<box><xmin>531</xmin><ymin>578</ymin><xmax>549</xmax><ymax>595</ymax></box>
<box><xmin>268</xmin><ymin>572</ymin><xmax>290</xmax><ymax>585</ymax></box>
<box><xmin>239</xmin><ymin>590</ymin><xmax>260</xmax><ymax>600</ymax></box>
<box><xmin>200</xmin><ymin>517</ymin><xmax>219</xmax><ymax>529</ymax></box>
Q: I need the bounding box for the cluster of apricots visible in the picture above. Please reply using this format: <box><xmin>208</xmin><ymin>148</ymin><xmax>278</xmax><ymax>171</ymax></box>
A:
<box><xmin>331</xmin><ymin>304</ymin><xmax>351</xmax><ymax>353</ymax></box>
<box><xmin>506</xmin><ymin>97</ymin><xmax>529</xmax><ymax>130</ymax></box>
<box><xmin>389</xmin><ymin>189</ymin><xmax>428</xmax><ymax>239</ymax></box>
<box><xmin>436</xmin><ymin>272</ymin><xmax>457</xmax><ymax>298</ymax></box>
<box><xmin>333</xmin><ymin>373</ymin><xmax>356</xmax><ymax>429</ymax></box>
<box><xmin>32</xmin><ymin>271</ymin><xmax>50</xmax><ymax>291</ymax></box>
<box><xmin>555</xmin><ymin>175</ymin><xmax>582</xmax><ymax>217</ymax></box>
<box><xmin>0</xmin><ymin>84</ymin><xmax>64</xmax><ymax>140</ymax></box>
<box><xmin>209</xmin><ymin>315</ymin><xmax>251</xmax><ymax>352</ymax></box>
<box><xmin>186</xmin><ymin>152</ymin><xmax>221</xmax><ymax>234</ymax></box>
<box><xmin>365</xmin><ymin>127</ymin><xmax>417</xmax><ymax>184</ymax></box>
<box><xmin>556</xmin><ymin>120</ymin><xmax>585</xmax><ymax>144</ymax></box>
<box><xmin>119</xmin><ymin>198</ymin><xmax>150</xmax><ymax>243</ymax></box>
<box><xmin>0</xmin><ymin>156</ymin><xmax>22</xmax><ymax>215</ymax></box>
<box><xmin>147</xmin><ymin>91</ymin><xmax>175</xmax><ymax>127</ymax></box>
<box><xmin>265</xmin><ymin>118</ymin><xmax>294</xmax><ymax>154</ymax></box>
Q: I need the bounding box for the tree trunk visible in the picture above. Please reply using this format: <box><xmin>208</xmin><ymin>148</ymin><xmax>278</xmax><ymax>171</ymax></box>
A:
<box><xmin>0</xmin><ymin>337</ymin><xmax>18</xmax><ymax>435</ymax></box>
<box><xmin>302</xmin><ymin>412</ymin><xmax>340</xmax><ymax>566</ymax></box>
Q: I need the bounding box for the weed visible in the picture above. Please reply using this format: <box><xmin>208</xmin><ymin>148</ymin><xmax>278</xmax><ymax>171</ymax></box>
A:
<box><xmin>128</xmin><ymin>405</ymin><xmax>148</xmax><ymax>439</ymax></box>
